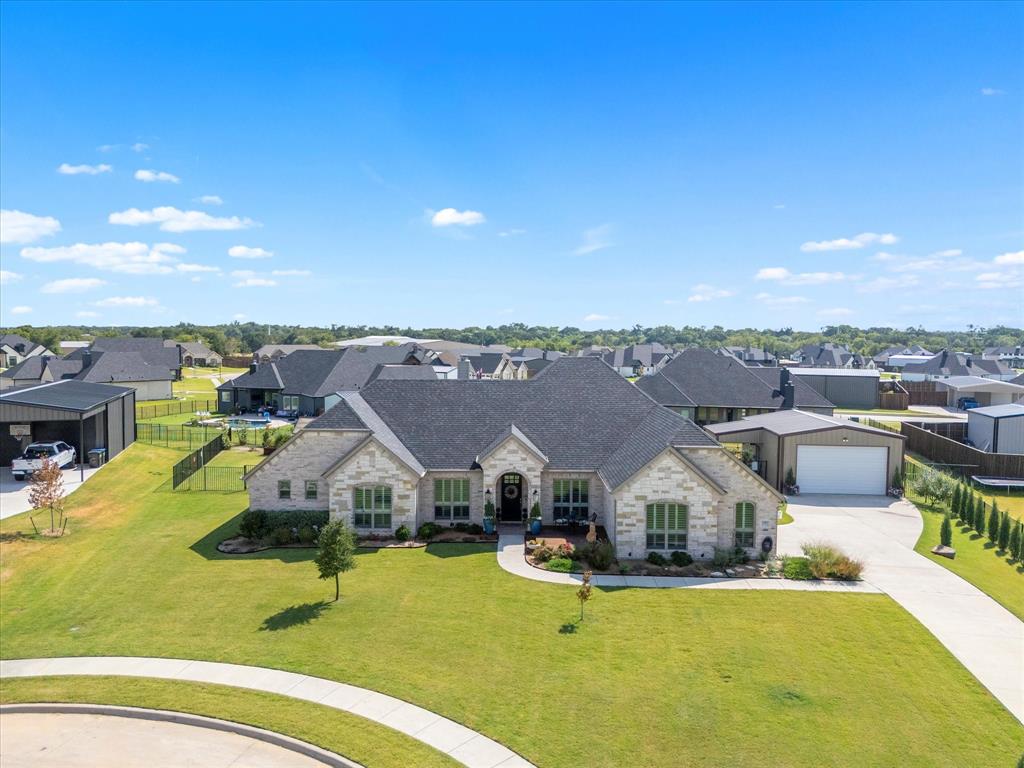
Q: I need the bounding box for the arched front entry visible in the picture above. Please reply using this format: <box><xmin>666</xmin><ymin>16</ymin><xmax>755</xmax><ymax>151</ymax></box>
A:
<box><xmin>497</xmin><ymin>472</ymin><xmax>526</xmax><ymax>522</ymax></box>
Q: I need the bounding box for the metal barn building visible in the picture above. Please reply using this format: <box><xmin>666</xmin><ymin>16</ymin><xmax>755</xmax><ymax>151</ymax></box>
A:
<box><xmin>967</xmin><ymin>403</ymin><xmax>1024</xmax><ymax>454</ymax></box>
<box><xmin>787</xmin><ymin>367</ymin><xmax>880</xmax><ymax>410</ymax></box>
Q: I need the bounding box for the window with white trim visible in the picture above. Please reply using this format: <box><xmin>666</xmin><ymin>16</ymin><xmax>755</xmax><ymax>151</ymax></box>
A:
<box><xmin>434</xmin><ymin>478</ymin><xmax>470</xmax><ymax>520</ymax></box>
<box><xmin>282</xmin><ymin>395</ymin><xmax>299</xmax><ymax>410</ymax></box>
<box><xmin>278</xmin><ymin>480</ymin><xmax>291</xmax><ymax>499</ymax></box>
<box><xmin>219</xmin><ymin>391</ymin><xmax>232</xmax><ymax>403</ymax></box>
<box><xmin>735</xmin><ymin>502</ymin><xmax>755</xmax><ymax>548</ymax></box>
<box><xmin>354</xmin><ymin>485</ymin><xmax>391</xmax><ymax>529</ymax></box>
<box><xmin>305</xmin><ymin>480</ymin><xmax>318</xmax><ymax>500</ymax></box>
<box><xmin>553</xmin><ymin>479</ymin><xmax>589</xmax><ymax>520</ymax></box>
<box><xmin>646</xmin><ymin>502</ymin><xmax>687</xmax><ymax>550</ymax></box>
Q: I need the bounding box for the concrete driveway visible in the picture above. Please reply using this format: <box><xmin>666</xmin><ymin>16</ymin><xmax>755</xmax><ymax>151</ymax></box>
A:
<box><xmin>780</xmin><ymin>494</ymin><xmax>1023</xmax><ymax>724</ymax></box>
<box><xmin>0</xmin><ymin>465</ymin><xmax>101</xmax><ymax>521</ymax></box>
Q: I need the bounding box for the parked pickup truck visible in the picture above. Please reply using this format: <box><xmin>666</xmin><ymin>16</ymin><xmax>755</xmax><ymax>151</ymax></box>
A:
<box><xmin>11</xmin><ymin>441</ymin><xmax>77</xmax><ymax>481</ymax></box>
<box><xmin>957</xmin><ymin>396</ymin><xmax>980</xmax><ymax>411</ymax></box>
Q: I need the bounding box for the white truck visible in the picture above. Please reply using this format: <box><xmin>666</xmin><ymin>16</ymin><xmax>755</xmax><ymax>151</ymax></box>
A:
<box><xmin>11</xmin><ymin>441</ymin><xmax>77</xmax><ymax>481</ymax></box>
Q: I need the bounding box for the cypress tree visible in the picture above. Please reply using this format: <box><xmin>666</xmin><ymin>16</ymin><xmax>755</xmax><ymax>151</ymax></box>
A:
<box><xmin>987</xmin><ymin>501</ymin><xmax>1000</xmax><ymax>546</ymax></box>
<box><xmin>998</xmin><ymin>512</ymin><xmax>1011</xmax><ymax>552</ymax></box>
<box><xmin>1010</xmin><ymin>523</ymin><xmax>1023</xmax><ymax>563</ymax></box>
<box><xmin>964</xmin><ymin>493</ymin><xmax>975</xmax><ymax>528</ymax></box>
<box><xmin>951</xmin><ymin>484</ymin><xmax>962</xmax><ymax>522</ymax></box>
<box><xmin>940</xmin><ymin>512</ymin><xmax>952</xmax><ymax>548</ymax></box>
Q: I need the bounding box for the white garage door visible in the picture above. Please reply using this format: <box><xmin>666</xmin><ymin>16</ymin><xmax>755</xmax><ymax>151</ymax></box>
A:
<box><xmin>796</xmin><ymin>445</ymin><xmax>887</xmax><ymax>495</ymax></box>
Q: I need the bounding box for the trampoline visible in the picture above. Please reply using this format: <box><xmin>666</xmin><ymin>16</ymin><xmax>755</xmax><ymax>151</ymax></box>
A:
<box><xmin>971</xmin><ymin>475</ymin><xmax>1024</xmax><ymax>491</ymax></box>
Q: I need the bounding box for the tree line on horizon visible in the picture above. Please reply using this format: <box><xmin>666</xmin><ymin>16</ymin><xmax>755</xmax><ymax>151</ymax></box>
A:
<box><xmin>3</xmin><ymin>322</ymin><xmax>1021</xmax><ymax>360</ymax></box>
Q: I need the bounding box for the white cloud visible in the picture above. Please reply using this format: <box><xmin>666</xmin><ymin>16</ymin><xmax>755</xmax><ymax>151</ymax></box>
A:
<box><xmin>109</xmin><ymin>206</ymin><xmax>257</xmax><ymax>232</ymax></box>
<box><xmin>582</xmin><ymin>313</ymin><xmax>610</xmax><ymax>322</ymax></box>
<box><xmin>799</xmin><ymin>232</ymin><xmax>898</xmax><ymax>252</ymax></box>
<box><xmin>94</xmin><ymin>296</ymin><xmax>159</xmax><ymax>307</ymax></box>
<box><xmin>233</xmin><ymin>313</ymin><xmax>247</xmax><ymax>320</ymax></box>
<box><xmin>0</xmin><ymin>270</ymin><xmax>23</xmax><ymax>285</ymax></box>
<box><xmin>57</xmin><ymin>162</ymin><xmax>112</xmax><ymax>176</ymax></box>
<box><xmin>234</xmin><ymin>277</ymin><xmax>277</xmax><ymax>288</ymax></box>
<box><xmin>21</xmin><ymin>241</ymin><xmax>185</xmax><ymax>275</ymax></box>
<box><xmin>773</xmin><ymin>204</ymin><xmax>786</xmax><ymax>210</ymax></box>
<box><xmin>857</xmin><ymin>275</ymin><xmax>921</xmax><ymax>293</ymax></box>
<box><xmin>754</xmin><ymin>292</ymin><xmax>810</xmax><ymax>306</ymax></box>
<box><xmin>817</xmin><ymin>307</ymin><xmax>854</xmax><ymax>318</ymax></box>
<box><xmin>430</xmin><ymin>208</ymin><xmax>486</xmax><ymax>227</ymax></box>
<box><xmin>271</xmin><ymin>269</ymin><xmax>311</xmax><ymax>276</ymax></box>
<box><xmin>41</xmin><ymin>277</ymin><xmax>107</xmax><ymax>294</ymax></box>
<box><xmin>574</xmin><ymin>224</ymin><xmax>613</xmax><ymax>256</ymax></box>
<box><xmin>994</xmin><ymin>250</ymin><xmax>1024</xmax><ymax>265</ymax></box>
<box><xmin>1</xmin><ymin>209</ymin><xmax>62</xmax><ymax>244</ymax></box>
<box><xmin>498</xmin><ymin>228</ymin><xmax>526</xmax><ymax>237</ymax></box>
<box><xmin>196</xmin><ymin>195</ymin><xmax>223</xmax><ymax>206</ymax></box>
<box><xmin>230</xmin><ymin>270</ymin><xmax>255</xmax><ymax>278</ymax></box>
<box><xmin>131</xmin><ymin>142</ymin><xmax>149</xmax><ymax>152</ymax></box>
<box><xmin>134</xmin><ymin>169</ymin><xmax>181</xmax><ymax>183</ymax></box>
<box><xmin>76</xmin><ymin>310</ymin><xmax>100</xmax><ymax>318</ymax></box>
<box><xmin>176</xmin><ymin>263</ymin><xmax>220</xmax><ymax>273</ymax></box>
<box><xmin>228</xmin><ymin>245</ymin><xmax>273</xmax><ymax>259</ymax></box>
<box><xmin>981</xmin><ymin>87</ymin><xmax>1005</xmax><ymax>96</ymax></box>
<box><xmin>976</xmin><ymin>270</ymin><xmax>1023</xmax><ymax>289</ymax></box>
<box><xmin>9</xmin><ymin>305</ymin><xmax>32</xmax><ymax>315</ymax></box>
<box><xmin>754</xmin><ymin>267</ymin><xmax>853</xmax><ymax>285</ymax></box>
<box><xmin>687</xmin><ymin>284</ymin><xmax>735</xmax><ymax>303</ymax></box>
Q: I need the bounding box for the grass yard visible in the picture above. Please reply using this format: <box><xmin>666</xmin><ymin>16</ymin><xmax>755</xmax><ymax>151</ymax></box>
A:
<box><xmin>1</xmin><ymin>444</ymin><xmax>1022</xmax><ymax>767</ymax></box>
<box><xmin>971</xmin><ymin>486</ymin><xmax>1024</xmax><ymax>524</ymax></box>
<box><xmin>173</xmin><ymin>375</ymin><xmax>218</xmax><ymax>396</ymax></box>
<box><xmin>0</xmin><ymin>677</ymin><xmax>458</xmax><ymax>768</ymax></box>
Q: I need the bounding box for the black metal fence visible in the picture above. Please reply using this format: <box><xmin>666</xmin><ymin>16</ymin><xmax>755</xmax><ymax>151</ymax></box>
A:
<box><xmin>138</xmin><ymin>423</ymin><xmax>227</xmax><ymax>450</ymax></box>
<box><xmin>171</xmin><ymin>435</ymin><xmax>226</xmax><ymax>489</ymax></box>
<box><xmin>136</xmin><ymin>398</ymin><xmax>217</xmax><ymax>421</ymax></box>
<box><xmin>174</xmin><ymin>463</ymin><xmax>253</xmax><ymax>492</ymax></box>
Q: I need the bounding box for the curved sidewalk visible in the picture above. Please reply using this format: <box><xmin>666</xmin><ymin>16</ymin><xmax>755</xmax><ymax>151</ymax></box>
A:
<box><xmin>496</xmin><ymin>534</ymin><xmax>879</xmax><ymax>592</ymax></box>
<box><xmin>0</xmin><ymin>657</ymin><xmax>534</xmax><ymax>768</ymax></box>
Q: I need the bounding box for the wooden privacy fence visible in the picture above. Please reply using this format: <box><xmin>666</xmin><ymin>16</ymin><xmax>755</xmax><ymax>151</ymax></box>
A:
<box><xmin>903</xmin><ymin>380</ymin><xmax>948</xmax><ymax>407</ymax></box>
<box><xmin>900</xmin><ymin>422</ymin><xmax>1024</xmax><ymax>479</ymax></box>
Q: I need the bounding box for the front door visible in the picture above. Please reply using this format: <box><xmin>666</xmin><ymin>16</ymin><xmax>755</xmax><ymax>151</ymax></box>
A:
<box><xmin>499</xmin><ymin>473</ymin><xmax>523</xmax><ymax>522</ymax></box>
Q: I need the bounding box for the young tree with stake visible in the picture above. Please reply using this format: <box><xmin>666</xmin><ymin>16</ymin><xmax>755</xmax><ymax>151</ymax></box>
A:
<box><xmin>577</xmin><ymin>570</ymin><xmax>593</xmax><ymax>622</ymax></box>
<box><xmin>28</xmin><ymin>457</ymin><xmax>66</xmax><ymax>534</ymax></box>
<box><xmin>314</xmin><ymin>520</ymin><xmax>357</xmax><ymax>601</ymax></box>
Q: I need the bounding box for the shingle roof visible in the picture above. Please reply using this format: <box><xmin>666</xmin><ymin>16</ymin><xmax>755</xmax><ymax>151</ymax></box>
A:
<box><xmin>464</xmin><ymin>352</ymin><xmax>509</xmax><ymax>375</ymax></box>
<box><xmin>901</xmin><ymin>349</ymin><xmax>1012</xmax><ymax>378</ymax></box>
<box><xmin>306</xmin><ymin>397</ymin><xmax>369</xmax><ymax>430</ymax></box>
<box><xmin>85</xmin><ymin>337</ymin><xmax>181</xmax><ymax>371</ymax></box>
<box><xmin>307</xmin><ymin>356</ymin><xmax>717</xmax><ymax>486</ymax></box>
<box><xmin>0</xmin><ymin>380</ymin><xmax>132</xmax><ymax>412</ymax></box>
<box><xmin>76</xmin><ymin>351</ymin><xmax>175</xmax><ymax>383</ymax></box>
<box><xmin>254</xmin><ymin>343</ymin><xmax>324</xmax><ymax>357</ymax></box>
<box><xmin>366</xmin><ymin>364</ymin><xmax>438</xmax><ymax>384</ymax></box>
<box><xmin>638</xmin><ymin>348</ymin><xmax>834</xmax><ymax>410</ymax></box>
<box><xmin>0</xmin><ymin>356</ymin><xmax>48</xmax><ymax>380</ymax></box>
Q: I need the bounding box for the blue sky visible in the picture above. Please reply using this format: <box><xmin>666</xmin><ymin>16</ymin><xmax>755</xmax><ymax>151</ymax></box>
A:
<box><xmin>1</xmin><ymin>1</ymin><xmax>1021</xmax><ymax>331</ymax></box>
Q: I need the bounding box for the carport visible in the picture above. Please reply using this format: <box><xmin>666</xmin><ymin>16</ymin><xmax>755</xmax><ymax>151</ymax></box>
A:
<box><xmin>0</xmin><ymin>381</ymin><xmax>136</xmax><ymax>479</ymax></box>
<box><xmin>935</xmin><ymin>376</ymin><xmax>1024</xmax><ymax>409</ymax></box>
<box><xmin>706</xmin><ymin>409</ymin><xmax>905</xmax><ymax>495</ymax></box>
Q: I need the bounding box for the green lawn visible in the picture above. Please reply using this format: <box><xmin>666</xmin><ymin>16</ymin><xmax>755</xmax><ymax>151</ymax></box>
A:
<box><xmin>971</xmin><ymin>486</ymin><xmax>1024</xmax><ymax>524</ymax></box>
<box><xmin>173</xmin><ymin>375</ymin><xmax>218</xmax><ymax>396</ymax></box>
<box><xmin>0</xmin><ymin>677</ymin><xmax>457</xmax><ymax>768</ymax></box>
<box><xmin>1</xmin><ymin>444</ymin><xmax>1021</xmax><ymax>767</ymax></box>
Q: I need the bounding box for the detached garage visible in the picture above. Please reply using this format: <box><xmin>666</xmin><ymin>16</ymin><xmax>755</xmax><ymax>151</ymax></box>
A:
<box><xmin>0</xmin><ymin>380</ymin><xmax>136</xmax><ymax>473</ymax></box>
<box><xmin>705</xmin><ymin>409</ymin><xmax>905</xmax><ymax>495</ymax></box>
<box><xmin>967</xmin><ymin>403</ymin><xmax>1024</xmax><ymax>454</ymax></box>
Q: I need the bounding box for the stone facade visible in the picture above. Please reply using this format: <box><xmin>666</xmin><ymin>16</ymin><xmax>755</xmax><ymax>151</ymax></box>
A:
<box><xmin>325</xmin><ymin>439</ymin><xmax>420</xmax><ymax>534</ymax></box>
<box><xmin>478</xmin><ymin>435</ymin><xmax>546</xmax><ymax>516</ymax></box>
<box><xmin>417</xmin><ymin>471</ymin><xmax>485</xmax><ymax>523</ymax></box>
<box><xmin>247</xmin><ymin>429</ymin><xmax>367</xmax><ymax>511</ymax></box>
<box><xmin>539</xmin><ymin>471</ymin><xmax>605</xmax><ymax>525</ymax></box>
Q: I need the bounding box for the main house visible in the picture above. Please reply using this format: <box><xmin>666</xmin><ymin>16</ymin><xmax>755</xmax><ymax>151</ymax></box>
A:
<box><xmin>247</xmin><ymin>357</ymin><xmax>783</xmax><ymax>560</ymax></box>
<box><xmin>635</xmin><ymin>348</ymin><xmax>835</xmax><ymax>425</ymax></box>
<box><xmin>218</xmin><ymin>344</ymin><xmax>435</xmax><ymax>416</ymax></box>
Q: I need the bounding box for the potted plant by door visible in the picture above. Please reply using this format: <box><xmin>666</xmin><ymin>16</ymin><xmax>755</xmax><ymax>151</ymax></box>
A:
<box><xmin>483</xmin><ymin>498</ymin><xmax>496</xmax><ymax>535</ymax></box>
<box><xmin>529</xmin><ymin>500</ymin><xmax>543</xmax><ymax>535</ymax></box>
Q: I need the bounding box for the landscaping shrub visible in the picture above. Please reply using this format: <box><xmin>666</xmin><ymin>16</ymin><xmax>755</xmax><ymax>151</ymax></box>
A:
<box><xmin>782</xmin><ymin>556</ymin><xmax>813</xmax><ymax>580</ymax></box>
<box><xmin>646</xmin><ymin>551</ymin><xmax>667</xmax><ymax>566</ymax></box>
<box><xmin>801</xmin><ymin>542</ymin><xmax>863</xmax><ymax>580</ymax></box>
<box><xmin>273</xmin><ymin>431</ymin><xmax>289</xmax><ymax>448</ymax></box>
<box><xmin>712</xmin><ymin>546</ymin><xmax>747</xmax><ymax>568</ymax></box>
<box><xmin>670</xmin><ymin>551</ymin><xmax>693</xmax><ymax>568</ymax></box>
<box><xmin>1010</xmin><ymin>522</ymin><xmax>1023</xmax><ymax>563</ymax></box>
<box><xmin>974</xmin><ymin>499</ymin><xmax>988</xmax><ymax>537</ymax></box>
<box><xmin>891</xmin><ymin>468</ymin><xmax>903</xmax><ymax>490</ymax></box>
<box><xmin>417</xmin><ymin>522</ymin><xmax>443</xmax><ymax>540</ymax></box>
<box><xmin>269</xmin><ymin>526</ymin><xmax>294</xmax><ymax>546</ymax></box>
<box><xmin>951</xmin><ymin>484</ymin><xmax>962</xmax><ymax>520</ymax></box>
<box><xmin>998</xmin><ymin>512</ymin><xmax>1010</xmax><ymax>552</ymax></box>
<box><xmin>297</xmin><ymin>526</ymin><xmax>316</xmax><ymax>544</ymax></box>
<box><xmin>585</xmin><ymin>540</ymin><xmax>616</xmax><ymax>570</ymax></box>
<box><xmin>238</xmin><ymin>508</ymin><xmax>269</xmax><ymax>540</ymax></box>
<box><xmin>395</xmin><ymin>524</ymin><xmax>411</xmax><ymax>542</ymax></box>
<box><xmin>264</xmin><ymin>509</ymin><xmax>328</xmax><ymax>533</ymax></box>
<box><xmin>556</xmin><ymin>542</ymin><xmax>575</xmax><ymax>559</ymax></box>
<box><xmin>987</xmin><ymin>502</ymin><xmax>1000</xmax><ymax>546</ymax></box>
<box><xmin>532</xmin><ymin>545</ymin><xmax>556</xmax><ymax>563</ymax></box>
<box><xmin>911</xmin><ymin>468</ymin><xmax>955</xmax><ymax>505</ymax></box>
<box><xmin>545</xmin><ymin>557</ymin><xmax>573</xmax><ymax>573</ymax></box>
<box><xmin>940</xmin><ymin>513</ymin><xmax>952</xmax><ymax>548</ymax></box>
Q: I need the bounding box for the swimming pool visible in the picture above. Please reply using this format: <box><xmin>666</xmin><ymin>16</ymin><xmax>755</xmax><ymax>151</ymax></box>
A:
<box><xmin>226</xmin><ymin>416</ymin><xmax>271</xmax><ymax>428</ymax></box>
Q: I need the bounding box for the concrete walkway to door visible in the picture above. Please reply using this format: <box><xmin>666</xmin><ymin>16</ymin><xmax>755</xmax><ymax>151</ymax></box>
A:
<box><xmin>779</xmin><ymin>494</ymin><xmax>1023</xmax><ymax>724</ymax></box>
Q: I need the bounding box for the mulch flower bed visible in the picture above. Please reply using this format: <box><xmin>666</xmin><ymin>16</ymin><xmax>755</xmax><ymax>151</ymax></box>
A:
<box><xmin>218</xmin><ymin>531</ymin><xmax>498</xmax><ymax>554</ymax></box>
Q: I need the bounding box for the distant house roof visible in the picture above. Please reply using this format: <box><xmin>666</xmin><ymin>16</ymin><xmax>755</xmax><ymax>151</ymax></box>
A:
<box><xmin>464</xmin><ymin>352</ymin><xmax>510</xmax><ymax>376</ymax></box>
<box><xmin>4</xmin><ymin>347</ymin><xmax>173</xmax><ymax>384</ymax></box>
<box><xmin>166</xmin><ymin>340</ymin><xmax>220</xmax><ymax>359</ymax></box>
<box><xmin>304</xmin><ymin>357</ymin><xmax>718</xmax><ymax>488</ymax></box>
<box><xmin>873</xmin><ymin>344</ymin><xmax>933</xmax><ymax>363</ymax></box>
<box><xmin>600</xmin><ymin>344</ymin><xmax>674</xmax><ymax>370</ymax></box>
<box><xmin>334</xmin><ymin>335</ymin><xmax>439</xmax><ymax>347</ymax></box>
<box><xmin>0</xmin><ymin>379</ymin><xmax>133</xmax><ymax>412</ymax></box>
<box><xmin>0</xmin><ymin>334</ymin><xmax>50</xmax><ymax>358</ymax></box>
<box><xmin>719</xmin><ymin>346</ymin><xmax>777</xmax><ymax>365</ymax></box>
<box><xmin>936</xmin><ymin>376</ymin><xmax>1024</xmax><ymax>394</ymax></box>
<box><xmin>706</xmin><ymin>409</ymin><xmax>905</xmax><ymax>439</ymax></box>
<box><xmin>0</xmin><ymin>356</ymin><xmax>49</xmax><ymax>381</ymax></box>
<box><xmin>967</xmin><ymin>403</ymin><xmax>1024</xmax><ymax>419</ymax></box>
<box><xmin>69</xmin><ymin>337</ymin><xmax>180</xmax><ymax>375</ymax></box>
<box><xmin>788</xmin><ymin>367</ymin><xmax>880</xmax><ymax>378</ymax></box>
<box><xmin>254</xmin><ymin>344</ymin><xmax>324</xmax><ymax>358</ymax></box>
<box><xmin>635</xmin><ymin>348</ymin><xmax>834</xmax><ymax>410</ymax></box>
<box><xmin>901</xmin><ymin>350</ymin><xmax>1012</xmax><ymax>378</ymax></box>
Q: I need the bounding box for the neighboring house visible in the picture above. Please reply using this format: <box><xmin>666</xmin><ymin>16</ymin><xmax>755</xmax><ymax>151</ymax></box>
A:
<box><xmin>872</xmin><ymin>344</ymin><xmax>933</xmax><ymax>370</ymax></box>
<box><xmin>786</xmin><ymin>368</ymin><xmax>881</xmax><ymax>410</ymax></box>
<box><xmin>718</xmin><ymin>346</ymin><xmax>777</xmax><ymax>367</ymax></box>
<box><xmin>165</xmin><ymin>340</ymin><xmax>223</xmax><ymax>367</ymax></box>
<box><xmin>934</xmin><ymin>376</ymin><xmax>1024</xmax><ymax>409</ymax></box>
<box><xmin>246</xmin><ymin>357</ymin><xmax>783</xmax><ymax>561</ymax></box>
<box><xmin>463</xmin><ymin>352</ymin><xmax>513</xmax><ymax>379</ymax></box>
<box><xmin>635</xmin><ymin>348</ymin><xmax>834</xmax><ymax>425</ymax></box>
<box><xmin>901</xmin><ymin>349</ymin><xmax>1015</xmax><ymax>381</ymax></box>
<box><xmin>253</xmin><ymin>344</ymin><xmax>325</xmax><ymax>362</ymax></box>
<box><xmin>217</xmin><ymin>344</ymin><xmax>432</xmax><ymax>416</ymax></box>
<box><xmin>791</xmin><ymin>342</ymin><xmax>874</xmax><ymax>369</ymax></box>
<box><xmin>983</xmin><ymin>345</ymin><xmax>1024</xmax><ymax>368</ymax></box>
<box><xmin>0</xmin><ymin>334</ymin><xmax>53</xmax><ymax>368</ymax></box>
<box><xmin>59</xmin><ymin>340</ymin><xmax>91</xmax><ymax>355</ymax></box>
<box><xmin>334</xmin><ymin>335</ymin><xmax>437</xmax><ymax>347</ymax></box>
<box><xmin>85</xmin><ymin>337</ymin><xmax>182</xmax><ymax>378</ymax></box>
<box><xmin>706</xmin><ymin>409</ymin><xmax>906</xmax><ymax>495</ymax></box>
<box><xmin>582</xmin><ymin>343</ymin><xmax>675</xmax><ymax>376</ymax></box>
<box><xmin>967</xmin><ymin>403</ymin><xmax>1024</xmax><ymax>454</ymax></box>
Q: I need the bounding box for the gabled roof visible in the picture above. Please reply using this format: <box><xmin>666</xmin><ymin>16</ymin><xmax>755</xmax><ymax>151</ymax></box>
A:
<box><xmin>254</xmin><ymin>343</ymin><xmax>324</xmax><ymax>357</ymax></box>
<box><xmin>84</xmin><ymin>337</ymin><xmax>181</xmax><ymax>371</ymax></box>
<box><xmin>168</xmin><ymin>340</ymin><xmax>219</xmax><ymax>358</ymax></box>
<box><xmin>601</xmin><ymin>344</ymin><xmax>674</xmax><ymax>369</ymax></box>
<box><xmin>637</xmin><ymin>348</ymin><xmax>833</xmax><ymax>410</ymax></box>
<box><xmin>0</xmin><ymin>380</ymin><xmax>132</xmax><ymax>412</ymax></box>
<box><xmin>476</xmin><ymin>424</ymin><xmax>549</xmax><ymax>465</ymax></box>
<box><xmin>0</xmin><ymin>356</ymin><xmax>48</xmax><ymax>380</ymax></box>
<box><xmin>464</xmin><ymin>352</ymin><xmax>509</xmax><ymax>375</ymax></box>
<box><xmin>901</xmin><ymin>349</ymin><xmax>1012</xmax><ymax>377</ymax></box>
<box><xmin>305</xmin><ymin>398</ymin><xmax>369</xmax><ymax>430</ymax></box>
<box><xmin>365</xmin><ymin>363</ymin><xmax>438</xmax><ymax>384</ymax></box>
<box><xmin>77</xmin><ymin>351</ymin><xmax>174</xmax><ymax>383</ymax></box>
<box><xmin>705</xmin><ymin>409</ymin><xmax>905</xmax><ymax>439</ymax></box>
<box><xmin>303</xmin><ymin>357</ymin><xmax>717</xmax><ymax>487</ymax></box>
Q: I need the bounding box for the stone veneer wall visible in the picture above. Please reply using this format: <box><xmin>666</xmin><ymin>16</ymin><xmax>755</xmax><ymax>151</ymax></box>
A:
<box><xmin>247</xmin><ymin>429</ymin><xmax>367</xmax><ymax>511</ymax></box>
<box><xmin>478</xmin><ymin>436</ymin><xmax>545</xmax><ymax>515</ymax></box>
<box><xmin>611</xmin><ymin>449</ymin><xmax>719</xmax><ymax>561</ymax></box>
<box><xmin>326</xmin><ymin>440</ymin><xmax>419</xmax><ymax>534</ymax></box>
<box><xmin>417</xmin><ymin>471</ymin><xmax>485</xmax><ymax>524</ymax></box>
<box><xmin>683</xmin><ymin>447</ymin><xmax>780</xmax><ymax>554</ymax></box>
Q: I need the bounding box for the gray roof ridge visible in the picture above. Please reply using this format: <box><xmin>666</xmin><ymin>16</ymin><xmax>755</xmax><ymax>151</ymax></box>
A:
<box><xmin>476</xmin><ymin>423</ymin><xmax>549</xmax><ymax>465</ymax></box>
<box><xmin>340</xmin><ymin>391</ymin><xmax>425</xmax><ymax>475</ymax></box>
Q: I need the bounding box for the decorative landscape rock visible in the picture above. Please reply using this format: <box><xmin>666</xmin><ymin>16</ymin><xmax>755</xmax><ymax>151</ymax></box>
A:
<box><xmin>930</xmin><ymin>544</ymin><xmax>956</xmax><ymax>559</ymax></box>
